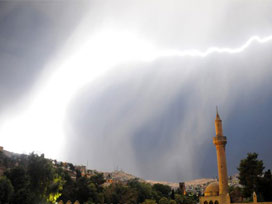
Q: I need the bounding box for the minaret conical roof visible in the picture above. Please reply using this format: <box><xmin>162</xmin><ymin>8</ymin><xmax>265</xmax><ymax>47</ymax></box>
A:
<box><xmin>216</xmin><ymin>106</ymin><xmax>221</xmax><ymax>120</ymax></box>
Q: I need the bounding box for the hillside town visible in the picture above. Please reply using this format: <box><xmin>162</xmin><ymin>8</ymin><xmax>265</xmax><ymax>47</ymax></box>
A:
<box><xmin>0</xmin><ymin>145</ymin><xmax>241</xmax><ymax>196</ymax></box>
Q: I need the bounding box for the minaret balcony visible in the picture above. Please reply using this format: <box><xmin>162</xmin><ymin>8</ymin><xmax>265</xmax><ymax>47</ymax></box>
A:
<box><xmin>213</xmin><ymin>136</ymin><xmax>227</xmax><ymax>145</ymax></box>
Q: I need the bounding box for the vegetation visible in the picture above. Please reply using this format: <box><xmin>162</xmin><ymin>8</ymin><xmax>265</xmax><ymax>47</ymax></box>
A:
<box><xmin>236</xmin><ymin>152</ymin><xmax>272</xmax><ymax>202</ymax></box>
<box><xmin>0</xmin><ymin>151</ymin><xmax>198</xmax><ymax>204</ymax></box>
<box><xmin>2</xmin><ymin>150</ymin><xmax>272</xmax><ymax>203</ymax></box>
<box><xmin>0</xmin><ymin>153</ymin><xmax>64</xmax><ymax>204</ymax></box>
<box><xmin>0</xmin><ymin>176</ymin><xmax>14</xmax><ymax>203</ymax></box>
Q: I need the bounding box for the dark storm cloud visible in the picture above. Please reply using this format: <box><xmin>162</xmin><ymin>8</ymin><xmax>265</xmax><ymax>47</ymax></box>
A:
<box><xmin>0</xmin><ymin>1</ymin><xmax>88</xmax><ymax>112</ymax></box>
<box><xmin>67</xmin><ymin>41</ymin><xmax>272</xmax><ymax>181</ymax></box>
<box><xmin>61</xmin><ymin>1</ymin><xmax>272</xmax><ymax>181</ymax></box>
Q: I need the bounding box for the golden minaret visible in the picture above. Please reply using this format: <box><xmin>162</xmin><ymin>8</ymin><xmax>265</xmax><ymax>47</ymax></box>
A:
<box><xmin>213</xmin><ymin>107</ymin><xmax>228</xmax><ymax>195</ymax></box>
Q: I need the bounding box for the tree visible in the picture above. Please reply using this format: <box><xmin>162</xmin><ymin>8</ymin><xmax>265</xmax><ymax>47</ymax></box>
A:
<box><xmin>141</xmin><ymin>199</ymin><xmax>157</xmax><ymax>204</ymax></box>
<box><xmin>104</xmin><ymin>183</ymin><xmax>138</xmax><ymax>204</ymax></box>
<box><xmin>67</xmin><ymin>163</ymin><xmax>75</xmax><ymax>171</ymax></box>
<box><xmin>229</xmin><ymin>185</ymin><xmax>243</xmax><ymax>203</ymax></box>
<box><xmin>169</xmin><ymin>200</ymin><xmax>177</xmax><ymax>204</ymax></box>
<box><xmin>173</xmin><ymin>193</ymin><xmax>197</xmax><ymax>204</ymax></box>
<box><xmin>238</xmin><ymin>153</ymin><xmax>264</xmax><ymax>198</ymax></box>
<box><xmin>76</xmin><ymin>177</ymin><xmax>89</xmax><ymax>202</ymax></box>
<box><xmin>5</xmin><ymin>167</ymin><xmax>33</xmax><ymax>204</ymax></box>
<box><xmin>0</xmin><ymin>151</ymin><xmax>14</xmax><ymax>168</ymax></box>
<box><xmin>159</xmin><ymin>197</ymin><xmax>169</xmax><ymax>204</ymax></box>
<box><xmin>128</xmin><ymin>179</ymin><xmax>153</xmax><ymax>203</ymax></box>
<box><xmin>257</xmin><ymin>169</ymin><xmax>272</xmax><ymax>201</ymax></box>
<box><xmin>90</xmin><ymin>173</ymin><xmax>105</xmax><ymax>192</ymax></box>
<box><xmin>170</xmin><ymin>189</ymin><xmax>175</xmax><ymax>200</ymax></box>
<box><xmin>27</xmin><ymin>153</ymin><xmax>63</xmax><ymax>203</ymax></box>
<box><xmin>56</xmin><ymin>167</ymin><xmax>76</xmax><ymax>203</ymax></box>
<box><xmin>153</xmin><ymin>183</ymin><xmax>171</xmax><ymax>198</ymax></box>
<box><xmin>76</xmin><ymin>169</ymin><xmax>82</xmax><ymax>180</ymax></box>
<box><xmin>0</xmin><ymin>176</ymin><xmax>14</xmax><ymax>204</ymax></box>
<box><xmin>174</xmin><ymin>194</ymin><xmax>183</xmax><ymax>204</ymax></box>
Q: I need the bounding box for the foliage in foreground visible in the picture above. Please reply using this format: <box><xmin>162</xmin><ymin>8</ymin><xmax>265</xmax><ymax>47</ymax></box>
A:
<box><xmin>2</xmin><ymin>151</ymin><xmax>271</xmax><ymax>203</ymax></box>
<box><xmin>0</xmin><ymin>151</ymin><xmax>197</xmax><ymax>204</ymax></box>
<box><xmin>235</xmin><ymin>152</ymin><xmax>272</xmax><ymax>202</ymax></box>
<box><xmin>0</xmin><ymin>152</ymin><xmax>63</xmax><ymax>204</ymax></box>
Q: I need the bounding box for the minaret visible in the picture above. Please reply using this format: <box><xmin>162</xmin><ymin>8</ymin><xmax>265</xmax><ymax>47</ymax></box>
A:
<box><xmin>213</xmin><ymin>108</ymin><xmax>228</xmax><ymax>195</ymax></box>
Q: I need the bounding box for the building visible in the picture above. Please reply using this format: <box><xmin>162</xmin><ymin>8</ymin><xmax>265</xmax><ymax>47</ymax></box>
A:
<box><xmin>199</xmin><ymin>110</ymin><xmax>272</xmax><ymax>204</ymax></box>
<box><xmin>75</xmin><ymin>165</ymin><xmax>87</xmax><ymax>176</ymax></box>
<box><xmin>179</xmin><ymin>182</ymin><xmax>186</xmax><ymax>195</ymax></box>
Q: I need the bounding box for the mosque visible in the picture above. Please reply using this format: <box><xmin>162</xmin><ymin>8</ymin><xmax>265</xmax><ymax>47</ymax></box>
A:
<box><xmin>199</xmin><ymin>110</ymin><xmax>272</xmax><ymax>204</ymax></box>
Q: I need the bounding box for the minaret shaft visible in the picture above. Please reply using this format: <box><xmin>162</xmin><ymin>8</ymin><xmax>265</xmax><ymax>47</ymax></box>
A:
<box><xmin>215</xmin><ymin>143</ymin><xmax>228</xmax><ymax>195</ymax></box>
<box><xmin>215</xmin><ymin>119</ymin><xmax>223</xmax><ymax>136</ymax></box>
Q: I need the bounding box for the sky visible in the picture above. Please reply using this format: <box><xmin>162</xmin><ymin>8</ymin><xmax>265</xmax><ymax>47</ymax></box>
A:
<box><xmin>0</xmin><ymin>0</ymin><xmax>272</xmax><ymax>182</ymax></box>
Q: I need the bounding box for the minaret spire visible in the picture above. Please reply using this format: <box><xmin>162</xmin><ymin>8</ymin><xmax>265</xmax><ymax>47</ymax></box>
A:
<box><xmin>215</xmin><ymin>107</ymin><xmax>223</xmax><ymax>136</ymax></box>
<box><xmin>216</xmin><ymin>106</ymin><xmax>220</xmax><ymax>119</ymax></box>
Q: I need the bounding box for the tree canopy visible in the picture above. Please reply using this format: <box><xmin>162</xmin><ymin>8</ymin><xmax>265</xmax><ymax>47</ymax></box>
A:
<box><xmin>237</xmin><ymin>152</ymin><xmax>272</xmax><ymax>201</ymax></box>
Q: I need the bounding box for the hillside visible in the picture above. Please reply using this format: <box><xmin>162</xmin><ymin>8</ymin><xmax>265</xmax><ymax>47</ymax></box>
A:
<box><xmin>0</xmin><ymin>148</ymin><xmax>239</xmax><ymax>194</ymax></box>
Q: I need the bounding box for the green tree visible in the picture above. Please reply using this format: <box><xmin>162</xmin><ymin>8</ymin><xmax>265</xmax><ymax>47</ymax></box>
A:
<box><xmin>5</xmin><ymin>167</ymin><xmax>33</xmax><ymax>204</ymax></box>
<box><xmin>90</xmin><ymin>173</ymin><xmax>105</xmax><ymax>192</ymax></box>
<box><xmin>153</xmin><ymin>183</ymin><xmax>171</xmax><ymax>198</ymax></box>
<box><xmin>229</xmin><ymin>185</ymin><xmax>243</xmax><ymax>203</ymax></box>
<box><xmin>0</xmin><ymin>151</ymin><xmax>14</xmax><ymax>168</ymax></box>
<box><xmin>58</xmin><ymin>172</ymin><xmax>104</xmax><ymax>203</ymax></box>
<box><xmin>174</xmin><ymin>194</ymin><xmax>183</xmax><ymax>204</ymax></box>
<box><xmin>0</xmin><ymin>176</ymin><xmax>14</xmax><ymax>204</ymax></box>
<box><xmin>141</xmin><ymin>199</ymin><xmax>157</xmax><ymax>204</ymax></box>
<box><xmin>174</xmin><ymin>193</ymin><xmax>197</xmax><ymax>204</ymax></box>
<box><xmin>238</xmin><ymin>153</ymin><xmax>264</xmax><ymax>198</ymax></box>
<box><xmin>169</xmin><ymin>200</ymin><xmax>177</xmax><ymax>204</ymax></box>
<box><xmin>257</xmin><ymin>169</ymin><xmax>272</xmax><ymax>201</ymax></box>
<box><xmin>27</xmin><ymin>153</ymin><xmax>63</xmax><ymax>203</ymax></box>
<box><xmin>75</xmin><ymin>177</ymin><xmax>92</xmax><ymax>202</ymax></box>
<box><xmin>104</xmin><ymin>183</ymin><xmax>138</xmax><ymax>204</ymax></box>
<box><xmin>128</xmin><ymin>179</ymin><xmax>153</xmax><ymax>203</ymax></box>
<box><xmin>159</xmin><ymin>197</ymin><xmax>169</xmax><ymax>204</ymax></box>
<box><xmin>67</xmin><ymin>163</ymin><xmax>75</xmax><ymax>171</ymax></box>
<box><xmin>57</xmin><ymin>168</ymin><xmax>76</xmax><ymax>202</ymax></box>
